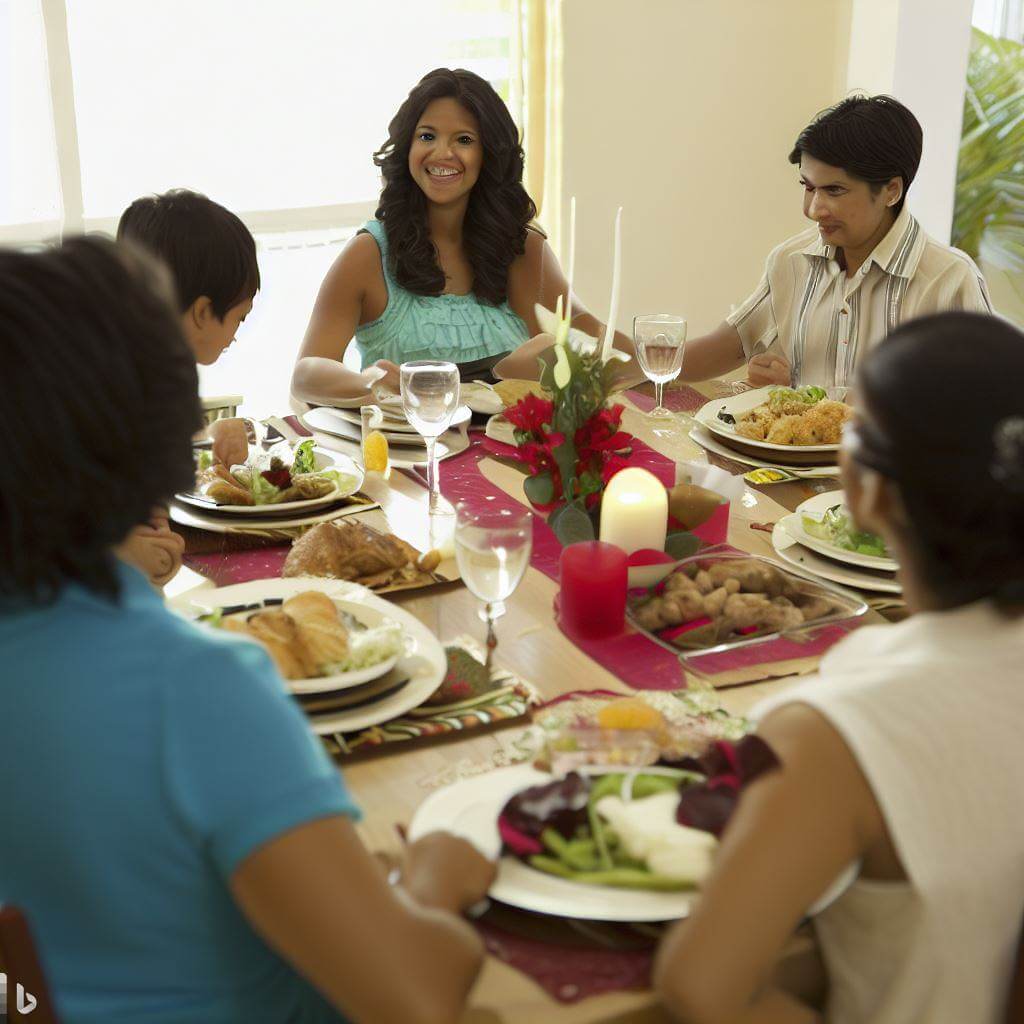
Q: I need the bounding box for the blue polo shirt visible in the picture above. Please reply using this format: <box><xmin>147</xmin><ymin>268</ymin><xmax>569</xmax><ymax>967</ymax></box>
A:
<box><xmin>0</xmin><ymin>562</ymin><xmax>357</xmax><ymax>1023</ymax></box>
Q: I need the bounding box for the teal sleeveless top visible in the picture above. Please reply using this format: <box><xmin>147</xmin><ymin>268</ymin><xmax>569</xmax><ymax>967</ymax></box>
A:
<box><xmin>354</xmin><ymin>219</ymin><xmax>529</xmax><ymax>367</ymax></box>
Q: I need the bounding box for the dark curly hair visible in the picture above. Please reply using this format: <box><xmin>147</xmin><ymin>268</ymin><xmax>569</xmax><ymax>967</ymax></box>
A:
<box><xmin>0</xmin><ymin>236</ymin><xmax>201</xmax><ymax>603</ymax></box>
<box><xmin>373</xmin><ymin>68</ymin><xmax>536</xmax><ymax>306</ymax></box>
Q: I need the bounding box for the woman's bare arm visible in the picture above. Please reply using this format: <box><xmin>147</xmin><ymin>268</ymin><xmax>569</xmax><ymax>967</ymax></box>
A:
<box><xmin>291</xmin><ymin>233</ymin><xmax>394</xmax><ymax>404</ymax></box>
<box><xmin>654</xmin><ymin>703</ymin><xmax>885</xmax><ymax>1024</ymax></box>
<box><xmin>232</xmin><ymin>819</ymin><xmax>493</xmax><ymax>1024</ymax></box>
<box><xmin>498</xmin><ymin>232</ymin><xmax>640</xmax><ymax>382</ymax></box>
<box><xmin>678</xmin><ymin>322</ymin><xmax>747</xmax><ymax>382</ymax></box>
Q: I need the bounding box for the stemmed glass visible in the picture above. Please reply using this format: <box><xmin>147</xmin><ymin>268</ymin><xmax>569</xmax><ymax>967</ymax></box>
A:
<box><xmin>633</xmin><ymin>314</ymin><xmax>687</xmax><ymax>419</ymax></box>
<box><xmin>400</xmin><ymin>360</ymin><xmax>460</xmax><ymax>515</ymax></box>
<box><xmin>454</xmin><ymin>504</ymin><xmax>533</xmax><ymax>671</ymax></box>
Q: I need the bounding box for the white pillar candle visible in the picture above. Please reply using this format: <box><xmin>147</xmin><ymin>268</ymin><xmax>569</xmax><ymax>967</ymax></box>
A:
<box><xmin>599</xmin><ymin>467</ymin><xmax>668</xmax><ymax>555</ymax></box>
<box><xmin>566</xmin><ymin>195</ymin><xmax>576</xmax><ymax>318</ymax></box>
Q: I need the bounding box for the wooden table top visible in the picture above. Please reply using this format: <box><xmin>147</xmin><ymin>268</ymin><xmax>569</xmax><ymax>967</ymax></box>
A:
<box><xmin>169</xmin><ymin>383</ymin><xmax>880</xmax><ymax>1023</ymax></box>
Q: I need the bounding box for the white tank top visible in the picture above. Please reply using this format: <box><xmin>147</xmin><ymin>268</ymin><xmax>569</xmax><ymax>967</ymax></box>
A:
<box><xmin>755</xmin><ymin>601</ymin><xmax>1024</xmax><ymax>1023</ymax></box>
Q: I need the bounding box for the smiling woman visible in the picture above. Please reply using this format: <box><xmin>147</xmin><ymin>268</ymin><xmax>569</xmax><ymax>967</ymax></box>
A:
<box><xmin>291</xmin><ymin>67</ymin><xmax>625</xmax><ymax>405</ymax></box>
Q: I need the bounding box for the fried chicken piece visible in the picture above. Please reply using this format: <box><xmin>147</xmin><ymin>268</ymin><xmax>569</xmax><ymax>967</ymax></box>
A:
<box><xmin>665</xmin><ymin>572</ymin><xmax>702</xmax><ymax>597</ymax></box>
<box><xmin>274</xmin><ymin>475</ymin><xmax>337</xmax><ymax>503</ymax></box>
<box><xmin>633</xmin><ymin>586</ymin><xmax>707</xmax><ymax>630</ymax></box>
<box><xmin>693</xmin><ymin>570</ymin><xmax>714</xmax><ymax>594</ymax></box>
<box><xmin>222</xmin><ymin>610</ymin><xmax>317</xmax><ymax>679</ymax></box>
<box><xmin>791</xmin><ymin>400</ymin><xmax>851</xmax><ymax>445</ymax></box>
<box><xmin>766</xmin><ymin>415</ymin><xmax>802</xmax><ymax>445</ymax></box>
<box><xmin>197</xmin><ymin>465</ymin><xmax>254</xmax><ymax>506</ymax></box>
<box><xmin>283</xmin><ymin>520</ymin><xmax>421</xmax><ymax>583</ymax></box>
<box><xmin>720</xmin><ymin>593</ymin><xmax>803</xmax><ymax>634</ymax></box>
<box><xmin>736</xmin><ymin>405</ymin><xmax>774</xmax><ymax>441</ymax></box>
<box><xmin>707</xmin><ymin>559</ymin><xmax>787</xmax><ymax>596</ymax></box>
<box><xmin>791</xmin><ymin>593</ymin><xmax>837</xmax><ymax>622</ymax></box>
<box><xmin>703</xmin><ymin>585</ymin><xmax>732</xmax><ymax>617</ymax></box>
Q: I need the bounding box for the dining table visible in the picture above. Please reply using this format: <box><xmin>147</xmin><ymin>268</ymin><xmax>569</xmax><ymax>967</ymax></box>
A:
<box><xmin>169</xmin><ymin>379</ymin><xmax>895</xmax><ymax>1023</ymax></box>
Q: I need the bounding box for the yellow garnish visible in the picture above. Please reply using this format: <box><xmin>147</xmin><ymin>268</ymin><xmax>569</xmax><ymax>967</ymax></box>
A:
<box><xmin>362</xmin><ymin>430</ymin><xmax>389</xmax><ymax>473</ymax></box>
<box><xmin>596</xmin><ymin>697</ymin><xmax>667</xmax><ymax>737</ymax></box>
<box><xmin>744</xmin><ymin>468</ymin><xmax>790</xmax><ymax>484</ymax></box>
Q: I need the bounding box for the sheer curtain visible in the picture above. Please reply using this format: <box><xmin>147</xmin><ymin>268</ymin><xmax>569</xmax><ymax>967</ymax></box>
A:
<box><xmin>3</xmin><ymin>0</ymin><xmax>562</xmax><ymax>415</ymax></box>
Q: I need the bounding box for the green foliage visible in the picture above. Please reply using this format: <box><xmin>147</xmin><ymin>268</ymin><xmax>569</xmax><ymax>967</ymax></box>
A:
<box><xmin>664</xmin><ymin>531</ymin><xmax>702</xmax><ymax>560</ymax></box>
<box><xmin>523</xmin><ymin>472</ymin><xmax>555</xmax><ymax>506</ymax></box>
<box><xmin>549</xmin><ymin>501</ymin><xmax>595</xmax><ymax>546</ymax></box>
<box><xmin>954</xmin><ymin>27</ymin><xmax>1024</xmax><ymax>268</ymax></box>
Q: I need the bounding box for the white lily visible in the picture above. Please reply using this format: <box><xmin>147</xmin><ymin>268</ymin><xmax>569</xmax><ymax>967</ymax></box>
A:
<box><xmin>533</xmin><ymin>302</ymin><xmax>631</xmax><ymax>365</ymax></box>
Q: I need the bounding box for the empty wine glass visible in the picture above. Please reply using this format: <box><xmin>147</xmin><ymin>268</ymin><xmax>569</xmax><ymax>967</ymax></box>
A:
<box><xmin>454</xmin><ymin>504</ymin><xmax>533</xmax><ymax>670</ymax></box>
<box><xmin>400</xmin><ymin>360</ymin><xmax>460</xmax><ymax>514</ymax></box>
<box><xmin>633</xmin><ymin>314</ymin><xmax>687</xmax><ymax>419</ymax></box>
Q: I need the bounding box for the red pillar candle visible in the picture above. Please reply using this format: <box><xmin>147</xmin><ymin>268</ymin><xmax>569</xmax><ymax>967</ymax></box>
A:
<box><xmin>557</xmin><ymin>541</ymin><xmax>628</xmax><ymax>639</ymax></box>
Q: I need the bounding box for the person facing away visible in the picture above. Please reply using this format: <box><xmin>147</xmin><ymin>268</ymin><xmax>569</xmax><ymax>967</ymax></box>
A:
<box><xmin>0</xmin><ymin>236</ymin><xmax>495</xmax><ymax>1024</ymax></box>
<box><xmin>655</xmin><ymin>311</ymin><xmax>1024</xmax><ymax>1024</ymax></box>
<box><xmin>680</xmin><ymin>95</ymin><xmax>993</xmax><ymax>391</ymax></box>
<box><xmin>292</xmin><ymin>67</ymin><xmax>635</xmax><ymax>405</ymax></box>
<box><xmin>115</xmin><ymin>189</ymin><xmax>261</xmax><ymax>586</ymax></box>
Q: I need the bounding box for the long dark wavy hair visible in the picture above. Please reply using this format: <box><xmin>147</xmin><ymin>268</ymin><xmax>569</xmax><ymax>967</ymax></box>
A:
<box><xmin>373</xmin><ymin>68</ymin><xmax>537</xmax><ymax>305</ymax></box>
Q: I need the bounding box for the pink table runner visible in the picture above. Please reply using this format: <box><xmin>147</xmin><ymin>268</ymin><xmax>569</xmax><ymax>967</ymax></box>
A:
<box><xmin>625</xmin><ymin>382</ymin><xmax>707</xmax><ymax>414</ymax></box>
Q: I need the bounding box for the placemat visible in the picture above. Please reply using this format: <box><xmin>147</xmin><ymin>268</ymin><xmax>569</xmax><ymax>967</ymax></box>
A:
<box><xmin>320</xmin><ymin>638</ymin><xmax>541</xmax><ymax>761</ymax></box>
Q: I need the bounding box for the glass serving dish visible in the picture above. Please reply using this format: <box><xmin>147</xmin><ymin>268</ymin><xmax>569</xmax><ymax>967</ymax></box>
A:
<box><xmin>626</xmin><ymin>547</ymin><xmax>869</xmax><ymax>668</ymax></box>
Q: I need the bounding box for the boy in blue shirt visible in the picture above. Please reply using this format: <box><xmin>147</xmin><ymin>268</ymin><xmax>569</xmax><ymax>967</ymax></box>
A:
<box><xmin>0</xmin><ymin>236</ymin><xmax>493</xmax><ymax>1023</ymax></box>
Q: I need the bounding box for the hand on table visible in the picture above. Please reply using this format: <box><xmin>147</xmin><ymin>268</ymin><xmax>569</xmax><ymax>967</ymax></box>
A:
<box><xmin>399</xmin><ymin>832</ymin><xmax>497</xmax><ymax>915</ymax></box>
<box><xmin>117</xmin><ymin>508</ymin><xmax>185</xmax><ymax>588</ymax></box>
<box><xmin>747</xmin><ymin>352</ymin><xmax>792</xmax><ymax>387</ymax></box>
<box><xmin>209</xmin><ymin>417</ymin><xmax>250</xmax><ymax>468</ymax></box>
<box><xmin>372</xmin><ymin>359</ymin><xmax>402</xmax><ymax>396</ymax></box>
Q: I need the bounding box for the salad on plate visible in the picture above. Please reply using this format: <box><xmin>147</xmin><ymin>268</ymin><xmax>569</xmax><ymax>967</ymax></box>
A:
<box><xmin>191</xmin><ymin>439</ymin><xmax>359</xmax><ymax>507</ymax></box>
<box><xmin>801</xmin><ymin>504</ymin><xmax>889</xmax><ymax>558</ymax></box>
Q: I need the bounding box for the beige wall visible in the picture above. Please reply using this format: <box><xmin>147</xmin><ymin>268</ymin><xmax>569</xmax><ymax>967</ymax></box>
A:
<box><xmin>558</xmin><ymin>0</ymin><xmax>852</xmax><ymax>337</ymax></box>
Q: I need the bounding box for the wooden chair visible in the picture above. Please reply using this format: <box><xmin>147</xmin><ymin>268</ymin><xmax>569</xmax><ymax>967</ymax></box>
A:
<box><xmin>0</xmin><ymin>905</ymin><xmax>60</xmax><ymax>1022</ymax></box>
<box><xmin>1007</xmin><ymin>919</ymin><xmax>1024</xmax><ymax>1024</ymax></box>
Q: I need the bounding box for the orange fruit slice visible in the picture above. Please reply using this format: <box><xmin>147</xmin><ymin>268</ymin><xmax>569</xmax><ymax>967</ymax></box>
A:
<box><xmin>362</xmin><ymin>430</ymin><xmax>389</xmax><ymax>473</ymax></box>
<box><xmin>596</xmin><ymin>697</ymin><xmax>667</xmax><ymax>736</ymax></box>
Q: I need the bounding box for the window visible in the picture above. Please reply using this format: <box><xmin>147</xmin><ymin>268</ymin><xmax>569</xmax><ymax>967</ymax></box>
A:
<box><xmin>3</xmin><ymin>0</ymin><xmax>550</xmax><ymax>414</ymax></box>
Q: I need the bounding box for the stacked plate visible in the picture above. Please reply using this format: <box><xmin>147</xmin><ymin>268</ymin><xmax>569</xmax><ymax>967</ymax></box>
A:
<box><xmin>772</xmin><ymin>491</ymin><xmax>901</xmax><ymax>594</ymax></box>
<box><xmin>300</xmin><ymin>405</ymin><xmax>472</xmax><ymax>469</ymax></box>
<box><xmin>169</xmin><ymin>447</ymin><xmax>366</xmax><ymax>534</ymax></box>
<box><xmin>691</xmin><ymin>388</ymin><xmax>840</xmax><ymax>478</ymax></box>
<box><xmin>168</xmin><ymin>578</ymin><xmax>447</xmax><ymax>734</ymax></box>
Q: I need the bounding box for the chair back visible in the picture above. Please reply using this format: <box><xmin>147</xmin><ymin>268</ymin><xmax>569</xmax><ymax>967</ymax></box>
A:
<box><xmin>1007</xmin><ymin>919</ymin><xmax>1024</xmax><ymax>1024</ymax></box>
<box><xmin>0</xmin><ymin>905</ymin><xmax>60</xmax><ymax>1022</ymax></box>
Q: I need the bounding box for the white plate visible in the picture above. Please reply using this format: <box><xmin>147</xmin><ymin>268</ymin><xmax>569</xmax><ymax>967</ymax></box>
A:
<box><xmin>409</xmin><ymin>764</ymin><xmax>696</xmax><ymax>922</ymax></box>
<box><xmin>179</xmin><ymin>449</ymin><xmax>363</xmax><ymax>515</ymax></box>
<box><xmin>783</xmin><ymin>492</ymin><xmax>899</xmax><ymax>572</ymax></box>
<box><xmin>771</xmin><ymin>523</ymin><xmax>902</xmax><ymax>594</ymax></box>
<box><xmin>305</xmin><ymin>404</ymin><xmax>472</xmax><ymax>439</ymax></box>
<box><xmin>168</xmin><ymin>498</ymin><xmax>370</xmax><ymax>533</ymax></box>
<box><xmin>178</xmin><ymin>595</ymin><xmax>402</xmax><ymax>695</ymax></box>
<box><xmin>689</xmin><ymin>426</ymin><xmax>839</xmax><ymax>479</ymax></box>
<box><xmin>694</xmin><ymin>386</ymin><xmax>841</xmax><ymax>454</ymax></box>
<box><xmin>301</xmin><ymin>419</ymin><xmax>471</xmax><ymax>470</ymax></box>
<box><xmin>168</xmin><ymin>578</ymin><xmax>445</xmax><ymax>730</ymax></box>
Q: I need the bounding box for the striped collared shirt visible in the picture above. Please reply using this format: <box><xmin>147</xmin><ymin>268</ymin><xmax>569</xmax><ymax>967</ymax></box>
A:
<box><xmin>726</xmin><ymin>206</ymin><xmax>994</xmax><ymax>387</ymax></box>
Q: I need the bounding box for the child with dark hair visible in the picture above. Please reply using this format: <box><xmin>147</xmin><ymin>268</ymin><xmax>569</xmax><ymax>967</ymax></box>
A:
<box><xmin>116</xmin><ymin>189</ymin><xmax>261</xmax><ymax>584</ymax></box>
<box><xmin>0</xmin><ymin>236</ymin><xmax>494</xmax><ymax>1024</ymax></box>
<box><xmin>293</xmin><ymin>67</ymin><xmax>633</xmax><ymax>403</ymax></box>
<box><xmin>117</xmin><ymin>188</ymin><xmax>259</xmax><ymax>367</ymax></box>
<box><xmin>680</xmin><ymin>95</ymin><xmax>994</xmax><ymax>390</ymax></box>
<box><xmin>655</xmin><ymin>311</ymin><xmax>1024</xmax><ymax>1023</ymax></box>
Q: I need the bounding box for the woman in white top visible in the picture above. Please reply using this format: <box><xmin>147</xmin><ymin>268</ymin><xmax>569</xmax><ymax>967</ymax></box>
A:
<box><xmin>679</xmin><ymin>96</ymin><xmax>992</xmax><ymax>390</ymax></box>
<box><xmin>654</xmin><ymin>311</ymin><xmax>1024</xmax><ymax>1023</ymax></box>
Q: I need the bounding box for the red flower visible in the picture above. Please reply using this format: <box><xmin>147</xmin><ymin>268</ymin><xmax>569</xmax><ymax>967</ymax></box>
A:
<box><xmin>504</xmin><ymin>394</ymin><xmax>555</xmax><ymax>439</ymax></box>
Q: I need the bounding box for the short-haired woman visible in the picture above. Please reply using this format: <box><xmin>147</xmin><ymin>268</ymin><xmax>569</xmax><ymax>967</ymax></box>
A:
<box><xmin>0</xmin><ymin>237</ymin><xmax>495</xmax><ymax>1024</ymax></box>
<box><xmin>681</xmin><ymin>96</ymin><xmax>994</xmax><ymax>390</ymax></box>
<box><xmin>655</xmin><ymin>311</ymin><xmax>1024</xmax><ymax>1023</ymax></box>
<box><xmin>292</xmin><ymin>67</ymin><xmax>627</xmax><ymax>403</ymax></box>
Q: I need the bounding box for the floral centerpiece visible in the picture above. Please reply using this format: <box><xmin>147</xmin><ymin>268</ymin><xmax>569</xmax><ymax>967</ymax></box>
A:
<box><xmin>503</xmin><ymin>295</ymin><xmax>635</xmax><ymax>546</ymax></box>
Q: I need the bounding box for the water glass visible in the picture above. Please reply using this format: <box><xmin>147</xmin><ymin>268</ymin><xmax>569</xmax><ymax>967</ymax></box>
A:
<box><xmin>400</xmin><ymin>360</ymin><xmax>460</xmax><ymax>514</ymax></box>
<box><xmin>454</xmin><ymin>504</ymin><xmax>533</xmax><ymax>669</ymax></box>
<box><xmin>633</xmin><ymin>314</ymin><xmax>687</xmax><ymax>418</ymax></box>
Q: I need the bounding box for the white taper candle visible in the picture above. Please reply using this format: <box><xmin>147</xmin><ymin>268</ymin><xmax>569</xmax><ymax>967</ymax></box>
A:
<box><xmin>601</xmin><ymin>206</ymin><xmax>622</xmax><ymax>360</ymax></box>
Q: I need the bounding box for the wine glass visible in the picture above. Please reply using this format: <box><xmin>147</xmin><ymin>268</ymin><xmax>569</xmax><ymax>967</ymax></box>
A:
<box><xmin>400</xmin><ymin>360</ymin><xmax>460</xmax><ymax>514</ymax></box>
<box><xmin>633</xmin><ymin>314</ymin><xmax>687</xmax><ymax>419</ymax></box>
<box><xmin>454</xmin><ymin>504</ymin><xmax>533</xmax><ymax>670</ymax></box>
